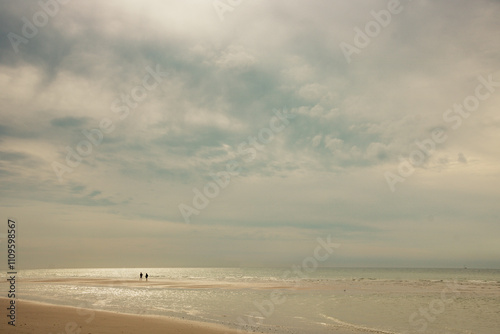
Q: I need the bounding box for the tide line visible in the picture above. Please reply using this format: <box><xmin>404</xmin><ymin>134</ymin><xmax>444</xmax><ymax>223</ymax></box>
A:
<box><xmin>319</xmin><ymin>314</ymin><xmax>401</xmax><ymax>334</ymax></box>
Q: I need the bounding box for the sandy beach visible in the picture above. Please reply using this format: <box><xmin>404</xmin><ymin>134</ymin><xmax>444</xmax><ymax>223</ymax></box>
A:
<box><xmin>2</xmin><ymin>270</ymin><xmax>498</xmax><ymax>334</ymax></box>
<box><xmin>0</xmin><ymin>297</ymin><xmax>244</xmax><ymax>334</ymax></box>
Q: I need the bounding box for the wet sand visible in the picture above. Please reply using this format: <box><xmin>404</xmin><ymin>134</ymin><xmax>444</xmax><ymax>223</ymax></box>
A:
<box><xmin>0</xmin><ymin>297</ymin><xmax>244</xmax><ymax>334</ymax></box>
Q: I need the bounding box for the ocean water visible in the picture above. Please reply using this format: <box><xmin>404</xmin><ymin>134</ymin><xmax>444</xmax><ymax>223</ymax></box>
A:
<box><xmin>4</xmin><ymin>267</ymin><xmax>500</xmax><ymax>333</ymax></box>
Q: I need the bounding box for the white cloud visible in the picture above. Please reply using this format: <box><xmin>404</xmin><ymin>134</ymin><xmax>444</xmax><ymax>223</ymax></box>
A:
<box><xmin>214</xmin><ymin>45</ymin><xmax>256</xmax><ymax>70</ymax></box>
<box><xmin>1</xmin><ymin>0</ymin><xmax>499</xmax><ymax>268</ymax></box>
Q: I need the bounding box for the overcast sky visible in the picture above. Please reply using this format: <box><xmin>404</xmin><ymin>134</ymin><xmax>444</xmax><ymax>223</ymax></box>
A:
<box><xmin>1</xmin><ymin>0</ymin><xmax>499</xmax><ymax>269</ymax></box>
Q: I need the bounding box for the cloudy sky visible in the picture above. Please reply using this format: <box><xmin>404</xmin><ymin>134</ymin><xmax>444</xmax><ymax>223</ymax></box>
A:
<box><xmin>1</xmin><ymin>0</ymin><xmax>499</xmax><ymax>269</ymax></box>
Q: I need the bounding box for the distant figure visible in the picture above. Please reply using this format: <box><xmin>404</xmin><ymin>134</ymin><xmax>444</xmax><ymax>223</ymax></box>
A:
<box><xmin>140</xmin><ymin>272</ymin><xmax>143</xmax><ymax>280</ymax></box>
<box><xmin>145</xmin><ymin>273</ymin><xmax>149</xmax><ymax>281</ymax></box>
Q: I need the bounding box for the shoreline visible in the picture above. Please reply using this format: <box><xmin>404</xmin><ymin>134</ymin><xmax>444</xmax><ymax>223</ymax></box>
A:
<box><xmin>1</xmin><ymin>275</ymin><xmax>497</xmax><ymax>334</ymax></box>
<box><xmin>0</xmin><ymin>297</ymin><xmax>247</xmax><ymax>334</ymax></box>
<box><xmin>20</xmin><ymin>277</ymin><xmax>299</xmax><ymax>290</ymax></box>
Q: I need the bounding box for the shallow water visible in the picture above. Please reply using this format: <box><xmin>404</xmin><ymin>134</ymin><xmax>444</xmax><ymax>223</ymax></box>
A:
<box><xmin>3</xmin><ymin>267</ymin><xmax>499</xmax><ymax>333</ymax></box>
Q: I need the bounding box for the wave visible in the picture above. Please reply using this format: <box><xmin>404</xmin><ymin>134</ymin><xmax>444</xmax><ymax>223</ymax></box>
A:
<box><xmin>319</xmin><ymin>314</ymin><xmax>401</xmax><ymax>334</ymax></box>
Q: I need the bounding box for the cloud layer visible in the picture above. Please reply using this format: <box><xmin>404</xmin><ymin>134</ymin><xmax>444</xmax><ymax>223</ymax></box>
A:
<box><xmin>1</xmin><ymin>0</ymin><xmax>499</xmax><ymax>269</ymax></box>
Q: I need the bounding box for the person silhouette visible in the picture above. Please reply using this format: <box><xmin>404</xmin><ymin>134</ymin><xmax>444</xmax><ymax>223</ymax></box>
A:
<box><xmin>140</xmin><ymin>272</ymin><xmax>143</xmax><ymax>280</ymax></box>
<box><xmin>145</xmin><ymin>273</ymin><xmax>148</xmax><ymax>281</ymax></box>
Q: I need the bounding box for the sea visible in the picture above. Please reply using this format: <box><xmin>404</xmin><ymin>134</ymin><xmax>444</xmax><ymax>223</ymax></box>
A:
<box><xmin>4</xmin><ymin>267</ymin><xmax>500</xmax><ymax>334</ymax></box>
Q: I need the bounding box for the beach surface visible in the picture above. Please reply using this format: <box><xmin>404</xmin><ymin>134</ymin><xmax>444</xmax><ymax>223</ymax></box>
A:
<box><xmin>2</xmin><ymin>268</ymin><xmax>499</xmax><ymax>334</ymax></box>
<box><xmin>0</xmin><ymin>297</ymin><xmax>243</xmax><ymax>334</ymax></box>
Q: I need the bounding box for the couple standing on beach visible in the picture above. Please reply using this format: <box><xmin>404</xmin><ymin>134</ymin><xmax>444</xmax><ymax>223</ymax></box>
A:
<box><xmin>140</xmin><ymin>272</ymin><xmax>148</xmax><ymax>281</ymax></box>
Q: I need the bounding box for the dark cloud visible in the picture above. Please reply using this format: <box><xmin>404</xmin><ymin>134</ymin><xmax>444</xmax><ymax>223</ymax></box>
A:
<box><xmin>51</xmin><ymin>116</ymin><xmax>89</xmax><ymax>128</ymax></box>
<box><xmin>0</xmin><ymin>150</ymin><xmax>31</xmax><ymax>161</ymax></box>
